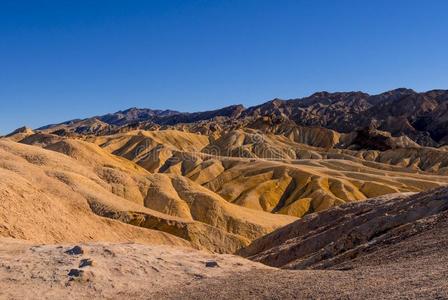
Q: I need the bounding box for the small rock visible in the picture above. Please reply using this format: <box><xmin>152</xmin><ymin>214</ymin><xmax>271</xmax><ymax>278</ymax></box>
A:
<box><xmin>68</xmin><ymin>269</ymin><xmax>83</xmax><ymax>277</ymax></box>
<box><xmin>67</xmin><ymin>268</ymin><xmax>94</xmax><ymax>282</ymax></box>
<box><xmin>205</xmin><ymin>261</ymin><xmax>219</xmax><ymax>268</ymax></box>
<box><xmin>79</xmin><ymin>258</ymin><xmax>94</xmax><ymax>268</ymax></box>
<box><xmin>65</xmin><ymin>246</ymin><xmax>84</xmax><ymax>255</ymax></box>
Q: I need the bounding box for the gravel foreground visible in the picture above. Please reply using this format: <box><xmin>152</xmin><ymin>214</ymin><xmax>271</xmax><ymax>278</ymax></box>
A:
<box><xmin>1</xmin><ymin>232</ymin><xmax>447</xmax><ymax>300</ymax></box>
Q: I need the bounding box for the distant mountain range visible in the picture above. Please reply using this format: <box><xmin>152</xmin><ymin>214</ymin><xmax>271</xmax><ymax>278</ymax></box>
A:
<box><xmin>36</xmin><ymin>88</ymin><xmax>448</xmax><ymax>147</ymax></box>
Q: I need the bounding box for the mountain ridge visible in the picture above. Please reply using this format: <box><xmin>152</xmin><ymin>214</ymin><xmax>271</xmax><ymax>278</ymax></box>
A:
<box><xmin>29</xmin><ymin>88</ymin><xmax>448</xmax><ymax>147</ymax></box>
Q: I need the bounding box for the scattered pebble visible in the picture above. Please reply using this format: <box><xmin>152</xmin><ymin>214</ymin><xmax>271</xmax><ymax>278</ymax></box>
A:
<box><xmin>79</xmin><ymin>258</ymin><xmax>94</xmax><ymax>268</ymax></box>
<box><xmin>205</xmin><ymin>261</ymin><xmax>219</xmax><ymax>268</ymax></box>
<box><xmin>193</xmin><ymin>274</ymin><xmax>205</xmax><ymax>279</ymax></box>
<box><xmin>67</xmin><ymin>268</ymin><xmax>94</xmax><ymax>283</ymax></box>
<box><xmin>68</xmin><ymin>269</ymin><xmax>83</xmax><ymax>277</ymax></box>
<box><xmin>65</xmin><ymin>246</ymin><xmax>84</xmax><ymax>256</ymax></box>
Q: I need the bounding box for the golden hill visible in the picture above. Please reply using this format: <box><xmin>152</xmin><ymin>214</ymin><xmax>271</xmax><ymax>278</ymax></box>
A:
<box><xmin>90</xmin><ymin>130</ymin><xmax>210</xmax><ymax>172</ymax></box>
<box><xmin>169</xmin><ymin>155</ymin><xmax>447</xmax><ymax>217</ymax></box>
<box><xmin>10</xmin><ymin>129</ymin><xmax>448</xmax><ymax>218</ymax></box>
<box><xmin>0</xmin><ymin>139</ymin><xmax>294</xmax><ymax>253</ymax></box>
<box><xmin>67</xmin><ymin>129</ymin><xmax>448</xmax><ymax>217</ymax></box>
<box><xmin>0</xmin><ymin>140</ymin><xmax>187</xmax><ymax>248</ymax></box>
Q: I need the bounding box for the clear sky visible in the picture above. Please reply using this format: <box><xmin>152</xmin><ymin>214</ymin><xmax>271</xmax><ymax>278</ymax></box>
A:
<box><xmin>1</xmin><ymin>0</ymin><xmax>447</xmax><ymax>134</ymax></box>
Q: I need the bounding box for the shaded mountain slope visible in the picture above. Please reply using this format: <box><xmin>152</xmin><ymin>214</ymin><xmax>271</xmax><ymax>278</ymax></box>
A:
<box><xmin>239</xmin><ymin>187</ymin><xmax>448</xmax><ymax>270</ymax></box>
<box><xmin>241</xmin><ymin>88</ymin><xmax>448</xmax><ymax>146</ymax></box>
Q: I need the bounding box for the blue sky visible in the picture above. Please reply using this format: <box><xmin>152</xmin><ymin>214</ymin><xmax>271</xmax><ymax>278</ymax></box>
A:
<box><xmin>1</xmin><ymin>0</ymin><xmax>447</xmax><ymax>134</ymax></box>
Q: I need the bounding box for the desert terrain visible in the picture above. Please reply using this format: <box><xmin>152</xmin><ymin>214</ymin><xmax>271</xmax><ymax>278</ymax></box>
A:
<box><xmin>1</xmin><ymin>89</ymin><xmax>448</xmax><ymax>299</ymax></box>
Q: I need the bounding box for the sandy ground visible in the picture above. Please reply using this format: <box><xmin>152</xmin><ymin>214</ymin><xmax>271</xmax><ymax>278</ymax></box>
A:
<box><xmin>0</xmin><ymin>238</ymin><xmax>270</xmax><ymax>300</ymax></box>
<box><xmin>1</xmin><ymin>233</ymin><xmax>448</xmax><ymax>300</ymax></box>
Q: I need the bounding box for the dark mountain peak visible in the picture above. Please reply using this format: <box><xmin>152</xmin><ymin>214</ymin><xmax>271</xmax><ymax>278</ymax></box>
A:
<box><xmin>298</xmin><ymin>91</ymin><xmax>370</xmax><ymax>105</ymax></box>
<box><xmin>309</xmin><ymin>91</ymin><xmax>331</xmax><ymax>98</ymax></box>
<box><xmin>6</xmin><ymin>126</ymin><xmax>34</xmax><ymax>137</ymax></box>
<box><xmin>308</xmin><ymin>91</ymin><xmax>369</xmax><ymax>98</ymax></box>
<box><xmin>270</xmin><ymin>98</ymin><xmax>285</xmax><ymax>106</ymax></box>
<box><xmin>97</xmin><ymin>107</ymin><xmax>181</xmax><ymax>126</ymax></box>
<box><xmin>422</xmin><ymin>89</ymin><xmax>448</xmax><ymax>100</ymax></box>
<box><xmin>290</xmin><ymin>91</ymin><xmax>369</xmax><ymax>107</ymax></box>
<box><xmin>376</xmin><ymin>88</ymin><xmax>416</xmax><ymax>98</ymax></box>
<box><xmin>368</xmin><ymin>88</ymin><xmax>417</xmax><ymax>105</ymax></box>
<box><xmin>387</xmin><ymin>87</ymin><xmax>416</xmax><ymax>94</ymax></box>
<box><xmin>193</xmin><ymin>104</ymin><xmax>246</xmax><ymax>118</ymax></box>
<box><xmin>240</xmin><ymin>99</ymin><xmax>286</xmax><ymax>117</ymax></box>
<box><xmin>218</xmin><ymin>104</ymin><xmax>246</xmax><ymax>116</ymax></box>
<box><xmin>218</xmin><ymin>104</ymin><xmax>246</xmax><ymax>111</ymax></box>
<box><xmin>121</xmin><ymin>107</ymin><xmax>139</xmax><ymax>113</ymax></box>
<box><xmin>155</xmin><ymin>104</ymin><xmax>246</xmax><ymax>125</ymax></box>
<box><xmin>114</xmin><ymin>107</ymin><xmax>180</xmax><ymax>116</ymax></box>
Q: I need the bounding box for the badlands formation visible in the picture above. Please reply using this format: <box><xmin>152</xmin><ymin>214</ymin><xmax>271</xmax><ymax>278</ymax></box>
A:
<box><xmin>1</xmin><ymin>89</ymin><xmax>448</xmax><ymax>299</ymax></box>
